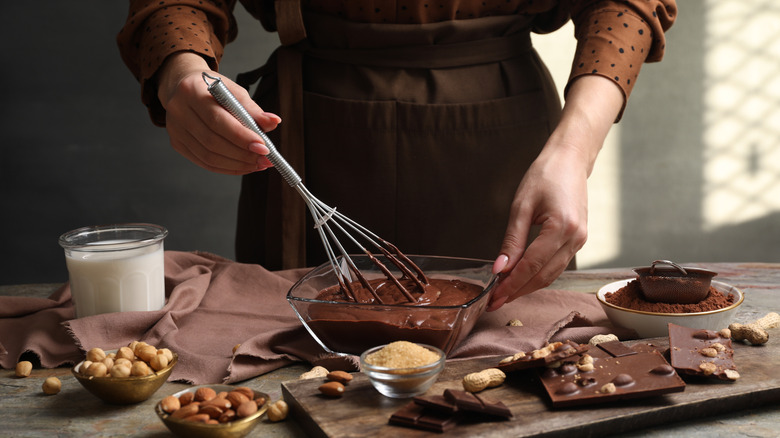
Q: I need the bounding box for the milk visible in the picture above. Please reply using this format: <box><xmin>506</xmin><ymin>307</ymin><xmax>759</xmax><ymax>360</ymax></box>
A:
<box><xmin>60</xmin><ymin>224</ymin><xmax>168</xmax><ymax>318</ymax></box>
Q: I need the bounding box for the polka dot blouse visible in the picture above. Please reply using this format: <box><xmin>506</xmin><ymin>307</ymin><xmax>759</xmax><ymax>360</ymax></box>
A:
<box><xmin>117</xmin><ymin>0</ymin><xmax>677</xmax><ymax>125</ymax></box>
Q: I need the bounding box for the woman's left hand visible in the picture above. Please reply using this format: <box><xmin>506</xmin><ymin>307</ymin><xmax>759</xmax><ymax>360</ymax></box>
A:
<box><xmin>487</xmin><ymin>75</ymin><xmax>624</xmax><ymax>311</ymax></box>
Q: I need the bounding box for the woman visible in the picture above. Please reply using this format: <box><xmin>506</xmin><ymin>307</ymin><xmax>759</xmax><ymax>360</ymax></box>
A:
<box><xmin>117</xmin><ymin>0</ymin><xmax>676</xmax><ymax>310</ymax></box>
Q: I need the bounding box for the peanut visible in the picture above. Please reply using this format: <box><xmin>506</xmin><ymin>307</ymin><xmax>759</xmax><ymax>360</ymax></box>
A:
<box><xmin>130</xmin><ymin>360</ymin><xmax>152</xmax><ymax>377</ymax></box>
<box><xmin>462</xmin><ymin>368</ymin><xmax>506</xmax><ymax>393</ymax></box>
<box><xmin>724</xmin><ymin>369</ymin><xmax>740</xmax><ymax>381</ymax></box>
<box><xmin>158</xmin><ymin>348</ymin><xmax>174</xmax><ymax>363</ymax></box>
<box><xmin>86</xmin><ymin>347</ymin><xmax>107</xmax><ymax>363</ymax></box>
<box><xmin>15</xmin><ymin>361</ymin><xmax>32</xmax><ymax>378</ymax></box>
<box><xmin>299</xmin><ymin>366</ymin><xmax>329</xmax><ymax>380</ymax></box>
<box><xmin>753</xmin><ymin>312</ymin><xmax>780</xmax><ymax>330</ymax></box>
<box><xmin>326</xmin><ymin>370</ymin><xmax>353</xmax><ymax>385</ymax></box>
<box><xmin>699</xmin><ymin>362</ymin><xmax>717</xmax><ymax>376</ymax></box>
<box><xmin>149</xmin><ymin>354</ymin><xmax>169</xmax><ymax>371</ymax></box>
<box><xmin>588</xmin><ymin>334</ymin><xmax>619</xmax><ymax>346</ymax></box>
<box><xmin>136</xmin><ymin>345</ymin><xmax>158</xmax><ymax>363</ymax></box>
<box><xmin>729</xmin><ymin>323</ymin><xmax>769</xmax><ymax>345</ymax></box>
<box><xmin>506</xmin><ymin>319</ymin><xmax>524</xmax><ymax>327</ymax></box>
<box><xmin>86</xmin><ymin>362</ymin><xmax>108</xmax><ymax>378</ymax></box>
<box><xmin>600</xmin><ymin>383</ymin><xmax>616</xmax><ymax>394</ymax></box>
<box><xmin>266</xmin><ymin>400</ymin><xmax>289</xmax><ymax>422</ymax></box>
<box><xmin>318</xmin><ymin>381</ymin><xmax>345</xmax><ymax>397</ymax></box>
<box><xmin>699</xmin><ymin>347</ymin><xmax>718</xmax><ymax>358</ymax></box>
<box><xmin>42</xmin><ymin>377</ymin><xmax>61</xmax><ymax>395</ymax></box>
<box><xmin>116</xmin><ymin>346</ymin><xmax>135</xmax><ymax>361</ymax></box>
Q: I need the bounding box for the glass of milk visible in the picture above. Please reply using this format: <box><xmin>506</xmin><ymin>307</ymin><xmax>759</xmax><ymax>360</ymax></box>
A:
<box><xmin>59</xmin><ymin>223</ymin><xmax>168</xmax><ymax>318</ymax></box>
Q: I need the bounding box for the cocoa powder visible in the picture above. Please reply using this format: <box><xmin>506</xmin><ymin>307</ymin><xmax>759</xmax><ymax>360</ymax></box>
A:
<box><xmin>604</xmin><ymin>280</ymin><xmax>735</xmax><ymax>313</ymax></box>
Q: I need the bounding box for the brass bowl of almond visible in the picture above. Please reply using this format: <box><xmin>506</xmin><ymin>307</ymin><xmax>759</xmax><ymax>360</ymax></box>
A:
<box><xmin>155</xmin><ymin>385</ymin><xmax>270</xmax><ymax>438</ymax></box>
<box><xmin>71</xmin><ymin>344</ymin><xmax>177</xmax><ymax>404</ymax></box>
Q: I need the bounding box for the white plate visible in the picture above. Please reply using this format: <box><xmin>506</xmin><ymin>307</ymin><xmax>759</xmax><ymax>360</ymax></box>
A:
<box><xmin>596</xmin><ymin>279</ymin><xmax>744</xmax><ymax>338</ymax></box>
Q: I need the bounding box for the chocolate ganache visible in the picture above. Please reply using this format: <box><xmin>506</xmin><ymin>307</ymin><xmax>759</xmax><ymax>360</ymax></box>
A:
<box><xmin>308</xmin><ymin>277</ymin><xmax>485</xmax><ymax>355</ymax></box>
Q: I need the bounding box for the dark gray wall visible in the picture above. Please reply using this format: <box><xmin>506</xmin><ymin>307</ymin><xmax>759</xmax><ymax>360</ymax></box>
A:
<box><xmin>0</xmin><ymin>2</ymin><xmax>276</xmax><ymax>284</ymax></box>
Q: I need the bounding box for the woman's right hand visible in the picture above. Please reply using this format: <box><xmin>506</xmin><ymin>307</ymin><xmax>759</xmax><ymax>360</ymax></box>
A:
<box><xmin>156</xmin><ymin>52</ymin><xmax>281</xmax><ymax>175</ymax></box>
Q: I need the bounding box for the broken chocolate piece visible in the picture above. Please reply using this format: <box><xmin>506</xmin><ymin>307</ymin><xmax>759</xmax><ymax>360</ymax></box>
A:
<box><xmin>539</xmin><ymin>351</ymin><xmax>685</xmax><ymax>407</ymax></box>
<box><xmin>497</xmin><ymin>340</ymin><xmax>589</xmax><ymax>372</ymax></box>
<box><xmin>389</xmin><ymin>401</ymin><xmax>458</xmax><ymax>433</ymax></box>
<box><xmin>597</xmin><ymin>340</ymin><xmax>639</xmax><ymax>357</ymax></box>
<box><xmin>443</xmin><ymin>389</ymin><xmax>512</xmax><ymax>419</ymax></box>
<box><xmin>413</xmin><ymin>394</ymin><xmax>458</xmax><ymax>414</ymax></box>
<box><xmin>668</xmin><ymin>323</ymin><xmax>739</xmax><ymax>381</ymax></box>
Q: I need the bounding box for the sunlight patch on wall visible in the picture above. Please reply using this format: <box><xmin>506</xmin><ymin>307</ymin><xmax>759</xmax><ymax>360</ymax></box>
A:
<box><xmin>702</xmin><ymin>1</ymin><xmax>780</xmax><ymax>231</ymax></box>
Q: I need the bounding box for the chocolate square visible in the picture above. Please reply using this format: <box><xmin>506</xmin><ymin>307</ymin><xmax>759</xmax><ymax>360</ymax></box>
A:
<box><xmin>413</xmin><ymin>394</ymin><xmax>458</xmax><ymax>414</ymax></box>
<box><xmin>539</xmin><ymin>351</ymin><xmax>685</xmax><ymax>407</ymax></box>
<box><xmin>667</xmin><ymin>323</ymin><xmax>738</xmax><ymax>380</ymax></box>
<box><xmin>443</xmin><ymin>389</ymin><xmax>512</xmax><ymax>419</ymax></box>
<box><xmin>389</xmin><ymin>401</ymin><xmax>457</xmax><ymax>433</ymax></box>
<box><xmin>497</xmin><ymin>340</ymin><xmax>589</xmax><ymax>373</ymax></box>
<box><xmin>597</xmin><ymin>340</ymin><xmax>639</xmax><ymax>357</ymax></box>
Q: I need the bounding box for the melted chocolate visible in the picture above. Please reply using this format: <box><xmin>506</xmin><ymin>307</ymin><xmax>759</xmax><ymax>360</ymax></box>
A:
<box><xmin>309</xmin><ymin>278</ymin><xmax>485</xmax><ymax>355</ymax></box>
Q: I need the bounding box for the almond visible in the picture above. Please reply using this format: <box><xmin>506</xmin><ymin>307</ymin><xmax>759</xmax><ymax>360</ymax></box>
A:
<box><xmin>170</xmin><ymin>403</ymin><xmax>199</xmax><ymax>419</ymax></box>
<box><xmin>236</xmin><ymin>400</ymin><xmax>258</xmax><ymax>418</ymax></box>
<box><xmin>160</xmin><ymin>395</ymin><xmax>181</xmax><ymax>414</ymax></box>
<box><xmin>326</xmin><ymin>370</ymin><xmax>353</xmax><ymax>385</ymax></box>
<box><xmin>318</xmin><ymin>381</ymin><xmax>345</xmax><ymax>397</ymax></box>
<box><xmin>195</xmin><ymin>386</ymin><xmax>217</xmax><ymax>402</ymax></box>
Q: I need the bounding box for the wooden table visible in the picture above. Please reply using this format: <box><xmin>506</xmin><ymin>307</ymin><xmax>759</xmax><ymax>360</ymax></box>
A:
<box><xmin>1</xmin><ymin>263</ymin><xmax>778</xmax><ymax>437</ymax></box>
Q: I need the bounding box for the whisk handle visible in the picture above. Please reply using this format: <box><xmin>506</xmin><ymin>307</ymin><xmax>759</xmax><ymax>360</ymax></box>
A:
<box><xmin>202</xmin><ymin>72</ymin><xmax>302</xmax><ymax>187</ymax></box>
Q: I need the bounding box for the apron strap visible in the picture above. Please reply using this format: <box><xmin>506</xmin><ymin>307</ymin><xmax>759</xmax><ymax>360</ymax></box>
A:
<box><xmin>274</xmin><ymin>0</ymin><xmax>307</xmax><ymax>45</ymax></box>
<box><xmin>273</xmin><ymin>0</ymin><xmax>307</xmax><ymax>268</ymax></box>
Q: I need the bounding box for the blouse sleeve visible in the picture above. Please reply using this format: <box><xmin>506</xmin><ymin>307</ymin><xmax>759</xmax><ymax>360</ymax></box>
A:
<box><xmin>559</xmin><ymin>1</ymin><xmax>677</xmax><ymax>121</ymax></box>
<box><xmin>116</xmin><ymin>0</ymin><xmax>239</xmax><ymax>125</ymax></box>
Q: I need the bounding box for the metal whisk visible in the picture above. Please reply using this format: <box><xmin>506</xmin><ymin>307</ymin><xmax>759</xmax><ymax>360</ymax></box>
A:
<box><xmin>202</xmin><ymin>73</ymin><xmax>428</xmax><ymax>304</ymax></box>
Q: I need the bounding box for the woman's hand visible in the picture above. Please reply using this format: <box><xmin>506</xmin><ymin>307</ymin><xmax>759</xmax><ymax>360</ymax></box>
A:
<box><xmin>487</xmin><ymin>75</ymin><xmax>624</xmax><ymax>311</ymax></box>
<box><xmin>156</xmin><ymin>52</ymin><xmax>281</xmax><ymax>175</ymax></box>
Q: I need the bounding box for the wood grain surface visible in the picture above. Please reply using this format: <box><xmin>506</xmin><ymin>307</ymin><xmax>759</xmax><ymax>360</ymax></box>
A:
<box><xmin>282</xmin><ymin>338</ymin><xmax>780</xmax><ymax>437</ymax></box>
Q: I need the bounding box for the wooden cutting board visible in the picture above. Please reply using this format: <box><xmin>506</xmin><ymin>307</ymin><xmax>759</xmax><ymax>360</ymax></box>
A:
<box><xmin>281</xmin><ymin>338</ymin><xmax>780</xmax><ymax>437</ymax></box>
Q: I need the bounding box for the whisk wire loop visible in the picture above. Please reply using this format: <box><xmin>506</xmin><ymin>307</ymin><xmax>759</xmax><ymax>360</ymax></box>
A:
<box><xmin>203</xmin><ymin>72</ymin><xmax>428</xmax><ymax>304</ymax></box>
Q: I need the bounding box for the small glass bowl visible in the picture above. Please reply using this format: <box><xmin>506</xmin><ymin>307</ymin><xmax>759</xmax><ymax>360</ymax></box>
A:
<box><xmin>359</xmin><ymin>344</ymin><xmax>446</xmax><ymax>398</ymax></box>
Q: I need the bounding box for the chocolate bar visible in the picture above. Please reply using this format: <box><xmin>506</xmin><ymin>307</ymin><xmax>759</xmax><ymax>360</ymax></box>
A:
<box><xmin>597</xmin><ymin>339</ymin><xmax>638</xmax><ymax>357</ymax></box>
<box><xmin>667</xmin><ymin>323</ymin><xmax>739</xmax><ymax>381</ymax></box>
<box><xmin>497</xmin><ymin>340</ymin><xmax>589</xmax><ymax>372</ymax></box>
<box><xmin>389</xmin><ymin>401</ymin><xmax>458</xmax><ymax>433</ymax></box>
<box><xmin>539</xmin><ymin>349</ymin><xmax>685</xmax><ymax>407</ymax></box>
<box><xmin>413</xmin><ymin>394</ymin><xmax>458</xmax><ymax>414</ymax></box>
<box><xmin>443</xmin><ymin>389</ymin><xmax>512</xmax><ymax>419</ymax></box>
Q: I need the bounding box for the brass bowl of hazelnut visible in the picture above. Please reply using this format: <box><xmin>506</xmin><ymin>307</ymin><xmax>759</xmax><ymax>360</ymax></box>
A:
<box><xmin>71</xmin><ymin>342</ymin><xmax>177</xmax><ymax>404</ymax></box>
<box><xmin>155</xmin><ymin>384</ymin><xmax>270</xmax><ymax>438</ymax></box>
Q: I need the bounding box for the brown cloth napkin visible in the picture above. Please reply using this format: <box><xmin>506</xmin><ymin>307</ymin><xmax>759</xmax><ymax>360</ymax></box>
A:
<box><xmin>0</xmin><ymin>251</ymin><xmax>635</xmax><ymax>384</ymax></box>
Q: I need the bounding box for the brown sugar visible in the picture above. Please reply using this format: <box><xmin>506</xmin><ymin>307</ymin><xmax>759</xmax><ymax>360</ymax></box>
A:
<box><xmin>605</xmin><ymin>280</ymin><xmax>735</xmax><ymax>313</ymax></box>
<box><xmin>364</xmin><ymin>341</ymin><xmax>441</xmax><ymax>368</ymax></box>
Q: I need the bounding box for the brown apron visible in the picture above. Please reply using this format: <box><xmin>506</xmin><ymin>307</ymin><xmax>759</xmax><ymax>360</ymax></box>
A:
<box><xmin>236</xmin><ymin>3</ymin><xmax>562</xmax><ymax>270</ymax></box>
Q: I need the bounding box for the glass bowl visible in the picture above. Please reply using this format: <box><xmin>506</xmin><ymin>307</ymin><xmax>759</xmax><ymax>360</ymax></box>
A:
<box><xmin>71</xmin><ymin>352</ymin><xmax>177</xmax><ymax>404</ymax></box>
<box><xmin>360</xmin><ymin>343</ymin><xmax>446</xmax><ymax>398</ymax></box>
<box><xmin>597</xmin><ymin>279</ymin><xmax>744</xmax><ymax>338</ymax></box>
<box><xmin>286</xmin><ymin>255</ymin><xmax>497</xmax><ymax>356</ymax></box>
<box><xmin>155</xmin><ymin>384</ymin><xmax>270</xmax><ymax>438</ymax></box>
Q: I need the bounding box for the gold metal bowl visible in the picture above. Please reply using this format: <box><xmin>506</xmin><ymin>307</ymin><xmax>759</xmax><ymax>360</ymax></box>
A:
<box><xmin>155</xmin><ymin>385</ymin><xmax>270</xmax><ymax>438</ymax></box>
<box><xmin>71</xmin><ymin>353</ymin><xmax>177</xmax><ymax>404</ymax></box>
